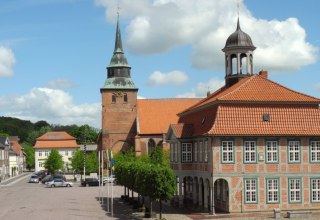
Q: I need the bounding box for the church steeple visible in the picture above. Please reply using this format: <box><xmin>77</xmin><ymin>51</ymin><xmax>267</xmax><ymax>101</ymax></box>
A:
<box><xmin>222</xmin><ymin>18</ymin><xmax>256</xmax><ymax>87</ymax></box>
<box><xmin>102</xmin><ymin>14</ymin><xmax>137</xmax><ymax>89</ymax></box>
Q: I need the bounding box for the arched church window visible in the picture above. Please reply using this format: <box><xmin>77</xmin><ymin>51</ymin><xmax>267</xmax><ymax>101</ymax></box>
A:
<box><xmin>148</xmin><ymin>139</ymin><xmax>156</xmax><ymax>155</ymax></box>
<box><xmin>112</xmin><ymin>94</ymin><xmax>116</xmax><ymax>103</ymax></box>
<box><xmin>124</xmin><ymin>93</ymin><xmax>128</xmax><ymax>102</ymax></box>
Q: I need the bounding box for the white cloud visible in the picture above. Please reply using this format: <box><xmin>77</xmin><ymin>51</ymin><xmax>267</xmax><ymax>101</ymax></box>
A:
<box><xmin>147</xmin><ymin>70</ymin><xmax>188</xmax><ymax>86</ymax></box>
<box><xmin>96</xmin><ymin>0</ymin><xmax>318</xmax><ymax>72</ymax></box>
<box><xmin>177</xmin><ymin>77</ymin><xmax>224</xmax><ymax>98</ymax></box>
<box><xmin>0</xmin><ymin>46</ymin><xmax>16</xmax><ymax>77</ymax></box>
<box><xmin>0</xmin><ymin>88</ymin><xmax>101</xmax><ymax>128</ymax></box>
<box><xmin>47</xmin><ymin>79</ymin><xmax>75</xmax><ymax>89</ymax></box>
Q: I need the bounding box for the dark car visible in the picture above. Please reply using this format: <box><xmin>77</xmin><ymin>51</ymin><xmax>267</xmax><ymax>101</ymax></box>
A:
<box><xmin>36</xmin><ymin>171</ymin><xmax>47</xmax><ymax>181</ymax></box>
<box><xmin>81</xmin><ymin>178</ymin><xmax>100</xmax><ymax>187</ymax></box>
<box><xmin>41</xmin><ymin>174</ymin><xmax>66</xmax><ymax>184</ymax></box>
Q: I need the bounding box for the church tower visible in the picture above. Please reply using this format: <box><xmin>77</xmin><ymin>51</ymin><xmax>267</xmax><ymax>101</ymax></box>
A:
<box><xmin>100</xmin><ymin>15</ymin><xmax>138</xmax><ymax>154</ymax></box>
<box><xmin>222</xmin><ymin>18</ymin><xmax>256</xmax><ymax>87</ymax></box>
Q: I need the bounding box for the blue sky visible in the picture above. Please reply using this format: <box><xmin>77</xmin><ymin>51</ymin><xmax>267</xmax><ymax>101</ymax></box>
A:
<box><xmin>0</xmin><ymin>0</ymin><xmax>319</xmax><ymax>128</ymax></box>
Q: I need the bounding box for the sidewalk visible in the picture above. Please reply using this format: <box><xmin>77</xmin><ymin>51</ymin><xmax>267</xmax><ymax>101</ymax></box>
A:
<box><xmin>0</xmin><ymin>172</ymin><xmax>31</xmax><ymax>186</ymax></box>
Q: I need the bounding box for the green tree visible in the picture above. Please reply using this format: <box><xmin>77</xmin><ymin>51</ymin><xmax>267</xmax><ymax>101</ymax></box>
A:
<box><xmin>26</xmin><ymin>126</ymin><xmax>52</xmax><ymax>146</ymax></box>
<box><xmin>44</xmin><ymin>149</ymin><xmax>64</xmax><ymax>174</ymax></box>
<box><xmin>86</xmin><ymin>151</ymin><xmax>99</xmax><ymax>174</ymax></box>
<box><xmin>22</xmin><ymin>142</ymin><xmax>35</xmax><ymax>171</ymax></box>
<box><xmin>71</xmin><ymin>149</ymin><xmax>84</xmax><ymax>173</ymax></box>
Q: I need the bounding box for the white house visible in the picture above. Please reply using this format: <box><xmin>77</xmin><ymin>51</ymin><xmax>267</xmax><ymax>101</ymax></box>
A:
<box><xmin>9</xmin><ymin>136</ymin><xmax>25</xmax><ymax>176</ymax></box>
<box><xmin>33</xmin><ymin>131</ymin><xmax>79</xmax><ymax>172</ymax></box>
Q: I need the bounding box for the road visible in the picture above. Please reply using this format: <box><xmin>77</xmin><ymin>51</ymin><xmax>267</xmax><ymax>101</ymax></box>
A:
<box><xmin>0</xmin><ymin>173</ymin><xmax>135</xmax><ymax>220</ymax></box>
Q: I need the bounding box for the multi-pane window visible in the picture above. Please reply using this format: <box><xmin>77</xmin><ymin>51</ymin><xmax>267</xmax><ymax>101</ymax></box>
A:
<box><xmin>175</xmin><ymin>143</ymin><xmax>178</xmax><ymax>162</ymax></box>
<box><xmin>266</xmin><ymin>141</ymin><xmax>278</xmax><ymax>163</ymax></box>
<box><xmin>170</xmin><ymin>143</ymin><xmax>173</xmax><ymax>162</ymax></box>
<box><xmin>244</xmin><ymin>141</ymin><xmax>256</xmax><ymax>163</ymax></box>
<box><xmin>289</xmin><ymin>178</ymin><xmax>301</xmax><ymax>203</ymax></box>
<box><xmin>204</xmin><ymin>140</ymin><xmax>208</xmax><ymax>162</ymax></box>
<box><xmin>45</xmin><ymin>151</ymin><xmax>49</xmax><ymax>157</ymax></box>
<box><xmin>39</xmin><ymin>161</ymin><xmax>43</xmax><ymax>168</ymax></box>
<box><xmin>199</xmin><ymin>142</ymin><xmax>203</xmax><ymax>162</ymax></box>
<box><xmin>39</xmin><ymin>151</ymin><xmax>42</xmax><ymax>157</ymax></box>
<box><xmin>311</xmin><ymin>141</ymin><xmax>320</xmax><ymax>162</ymax></box>
<box><xmin>194</xmin><ymin>142</ymin><xmax>198</xmax><ymax>162</ymax></box>
<box><xmin>221</xmin><ymin>141</ymin><xmax>234</xmax><ymax>163</ymax></box>
<box><xmin>244</xmin><ymin>179</ymin><xmax>257</xmax><ymax>203</ymax></box>
<box><xmin>266</xmin><ymin>179</ymin><xmax>279</xmax><ymax>203</ymax></box>
<box><xmin>311</xmin><ymin>178</ymin><xmax>320</xmax><ymax>202</ymax></box>
<box><xmin>288</xmin><ymin>141</ymin><xmax>300</xmax><ymax>163</ymax></box>
<box><xmin>181</xmin><ymin>143</ymin><xmax>192</xmax><ymax>162</ymax></box>
<box><xmin>65</xmin><ymin>150</ymin><xmax>69</xmax><ymax>156</ymax></box>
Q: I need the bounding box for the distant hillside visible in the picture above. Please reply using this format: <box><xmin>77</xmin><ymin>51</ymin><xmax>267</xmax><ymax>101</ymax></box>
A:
<box><xmin>0</xmin><ymin>117</ymin><xmax>44</xmax><ymax>142</ymax></box>
<box><xmin>0</xmin><ymin>116</ymin><xmax>98</xmax><ymax>144</ymax></box>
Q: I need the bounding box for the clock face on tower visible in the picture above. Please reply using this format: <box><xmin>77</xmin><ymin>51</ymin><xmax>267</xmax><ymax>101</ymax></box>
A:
<box><xmin>116</xmin><ymin>91</ymin><xmax>123</xmax><ymax>97</ymax></box>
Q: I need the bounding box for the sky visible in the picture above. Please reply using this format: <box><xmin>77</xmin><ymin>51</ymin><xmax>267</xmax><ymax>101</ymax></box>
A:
<box><xmin>0</xmin><ymin>0</ymin><xmax>319</xmax><ymax>128</ymax></box>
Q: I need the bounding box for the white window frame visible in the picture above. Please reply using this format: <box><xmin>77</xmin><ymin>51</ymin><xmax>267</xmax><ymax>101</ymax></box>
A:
<box><xmin>244</xmin><ymin>179</ymin><xmax>257</xmax><ymax>203</ymax></box>
<box><xmin>38</xmin><ymin>151</ymin><xmax>42</xmax><ymax>157</ymax></box>
<box><xmin>288</xmin><ymin>141</ymin><xmax>300</xmax><ymax>163</ymax></box>
<box><xmin>266</xmin><ymin>178</ymin><xmax>279</xmax><ymax>203</ymax></box>
<box><xmin>311</xmin><ymin>178</ymin><xmax>320</xmax><ymax>202</ymax></box>
<box><xmin>175</xmin><ymin>143</ymin><xmax>178</xmax><ymax>162</ymax></box>
<box><xmin>204</xmin><ymin>140</ymin><xmax>208</xmax><ymax>162</ymax></box>
<box><xmin>266</xmin><ymin>141</ymin><xmax>278</xmax><ymax>163</ymax></box>
<box><xmin>181</xmin><ymin>143</ymin><xmax>192</xmax><ymax>162</ymax></box>
<box><xmin>199</xmin><ymin>142</ymin><xmax>203</xmax><ymax>162</ymax></box>
<box><xmin>311</xmin><ymin>141</ymin><xmax>320</xmax><ymax>162</ymax></box>
<box><xmin>244</xmin><ymin>141</ymin><xmax>256</xmax><ymax>163</ymax></box>
<box><xmin>194</xmin><ymin>142</ymin><xmax>198</xmax><ymax>162</ymax></box>
<box><xmin>221</xmin><ymin>141</ymin><xmax>234</xmax><ymax>163</ymax></box>
<box><xmin>289</xmin><ymin>178</ymin><xmax>301</xmax><ymax>203</ymax></box>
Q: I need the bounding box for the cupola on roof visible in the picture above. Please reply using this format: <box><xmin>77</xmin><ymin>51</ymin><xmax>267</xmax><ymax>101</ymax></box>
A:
<box><xmin>223</xmin><ymin>18</ymin><xmax>255</xmax><ymax>49</ymax></box>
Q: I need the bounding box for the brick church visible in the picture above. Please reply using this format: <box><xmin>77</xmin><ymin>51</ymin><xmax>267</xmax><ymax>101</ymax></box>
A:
<box><xmin>98</xmin><ymin>14</ymin><xmax>320</xmax><ymax>215</ymax></box>
<box><xmin>97</xmin><ymin>16</ymin><xmax>200</xmax><ymax>156</ymax></box>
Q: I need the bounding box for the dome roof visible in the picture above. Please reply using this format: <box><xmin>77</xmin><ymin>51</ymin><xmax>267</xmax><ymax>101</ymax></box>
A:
<box><xmin>223</xmin><ymin>19</ymin><xmax>255</xmax><ymax>49</ymax></box>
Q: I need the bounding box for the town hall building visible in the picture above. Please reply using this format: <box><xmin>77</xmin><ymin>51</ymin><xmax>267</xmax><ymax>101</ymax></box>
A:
<box><xmin>98</xmin><ymin>14</ymin><xmax>320</xmax><ymax>215</ymax></box>
<box><xmin>168</xmin><ymin>19</ymin><xmax>320</xmax><ymax>214</ymax></box>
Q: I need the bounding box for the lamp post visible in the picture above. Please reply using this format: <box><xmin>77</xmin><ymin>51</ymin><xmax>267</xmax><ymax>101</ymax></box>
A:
<box><xmin>83</xmin><ymin>144</ymin><xmax>86</xmax><ymax>179</ymax></box>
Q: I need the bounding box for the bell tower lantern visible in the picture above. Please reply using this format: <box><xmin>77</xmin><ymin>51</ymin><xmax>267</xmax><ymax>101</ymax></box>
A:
<box><xmin>222</xmin><ymin>19</ymin><xmax>256</xmax><ymax>87</ymax></box>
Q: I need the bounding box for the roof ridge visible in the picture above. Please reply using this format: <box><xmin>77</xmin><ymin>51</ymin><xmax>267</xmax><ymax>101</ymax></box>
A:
<box><xmin>256</xmin><ymin>74</ymin><xmax>320</xmax><ymax>101</ymax></box>
<box><xmin>218</xmin><ymin>75</ymin><xmax>255</xmax><ymax>100</ymax></box>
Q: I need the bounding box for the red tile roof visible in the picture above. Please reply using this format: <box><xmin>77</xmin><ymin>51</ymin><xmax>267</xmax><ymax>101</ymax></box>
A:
<box><xmin>181</xmin><ymin>74</ymin><xmax>320</xmax><ymax>115</ymax></box>
<box><xmin>137</xmin><ymin>98</ymin><xmax>202</xmax><ymax>135</ymax></box>
<box><xmin>175</xmin><ymin>74</ymin><xmax>320</xmax><ymax>137</ymax></box>
<box><xmin>34</xmin><ymin>131</ymin><xmax>78</xmax><ymax>149</ymax></box>
<box><xmin>169</xmin><ymin>124</ymin><xmax>194</xmax><ymax>138</ymax></box>
<box><xmin>9</xmin><ymin>136</ymin><xmax>22</xmax><ymax>155</ymax></box>
<box><xmin>207</xmin><ymin>104</ymin><xmax>320</xmax><ymax>136</ymax></box>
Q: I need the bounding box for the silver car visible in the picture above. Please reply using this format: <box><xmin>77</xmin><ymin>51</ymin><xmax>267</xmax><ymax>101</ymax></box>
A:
<box><xmin>46</xmin><ymin>179</ymin><xmax>73</xmax><ymax>187</ymax></box>
<box><xmin>29</xmin><ymin>175</ymin><xmax>39</xmax><ymax>183</ymax></box>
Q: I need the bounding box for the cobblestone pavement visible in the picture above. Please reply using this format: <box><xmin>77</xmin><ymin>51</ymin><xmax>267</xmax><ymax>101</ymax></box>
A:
<box><xmin>3</xmin><ymin>173</ymin><xmax>320</xmax><ymax>220</ymax></box>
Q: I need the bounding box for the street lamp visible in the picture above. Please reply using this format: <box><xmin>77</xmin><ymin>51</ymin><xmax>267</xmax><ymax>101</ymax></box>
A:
<box><xmin>83</xmin><ymin>144</ymin><xmax>86</xmax><ymax>179</ymax></box>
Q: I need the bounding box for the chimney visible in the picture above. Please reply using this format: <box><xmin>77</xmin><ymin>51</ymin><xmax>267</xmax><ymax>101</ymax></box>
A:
<box><xmin>259</xmin><ymin>70</ymin><xmax>268</xmax><ymax>79</ymax></box>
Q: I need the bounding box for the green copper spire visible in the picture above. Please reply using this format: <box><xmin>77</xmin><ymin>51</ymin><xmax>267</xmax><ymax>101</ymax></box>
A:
<box><xmin>102</xmin><ymin>13</ymin><xmax>136</xmax><ymax>90</ymax></box>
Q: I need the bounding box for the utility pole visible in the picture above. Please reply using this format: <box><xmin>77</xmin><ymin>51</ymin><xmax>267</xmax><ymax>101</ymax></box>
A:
<box><xmin>83</xmin><ymin>126</ymin><xmax>87</xmax><ymax>179</ymax></box>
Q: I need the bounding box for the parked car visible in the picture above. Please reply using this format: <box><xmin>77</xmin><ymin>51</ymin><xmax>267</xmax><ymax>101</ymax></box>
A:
<box><xmin>81</xmin><ymin>178</ymin><xmax>100</xmax><ymax>187</ymax></box>
<box><xmin>29</xmin><ymin>174</ymin><xmax>40</xmax><ymax>183</ymax></box>
<box><xmin>35</xmin><ymin>171</ymin><xmax>47</xmax><ymax>181</ymax></box>
<box><xmin>46</xmin><ymin>179</ymin><xmax>73</xmax><ymax>188</ymax></box>
<box><xmin>41</xmin><ymin>174</ymin><xmax>66</xmax><ymax>184</ymax></box>
<box><xmin>103</xmin><ymin>176</ymin><xmax>116</xmax><ymax>185</ymax></box>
